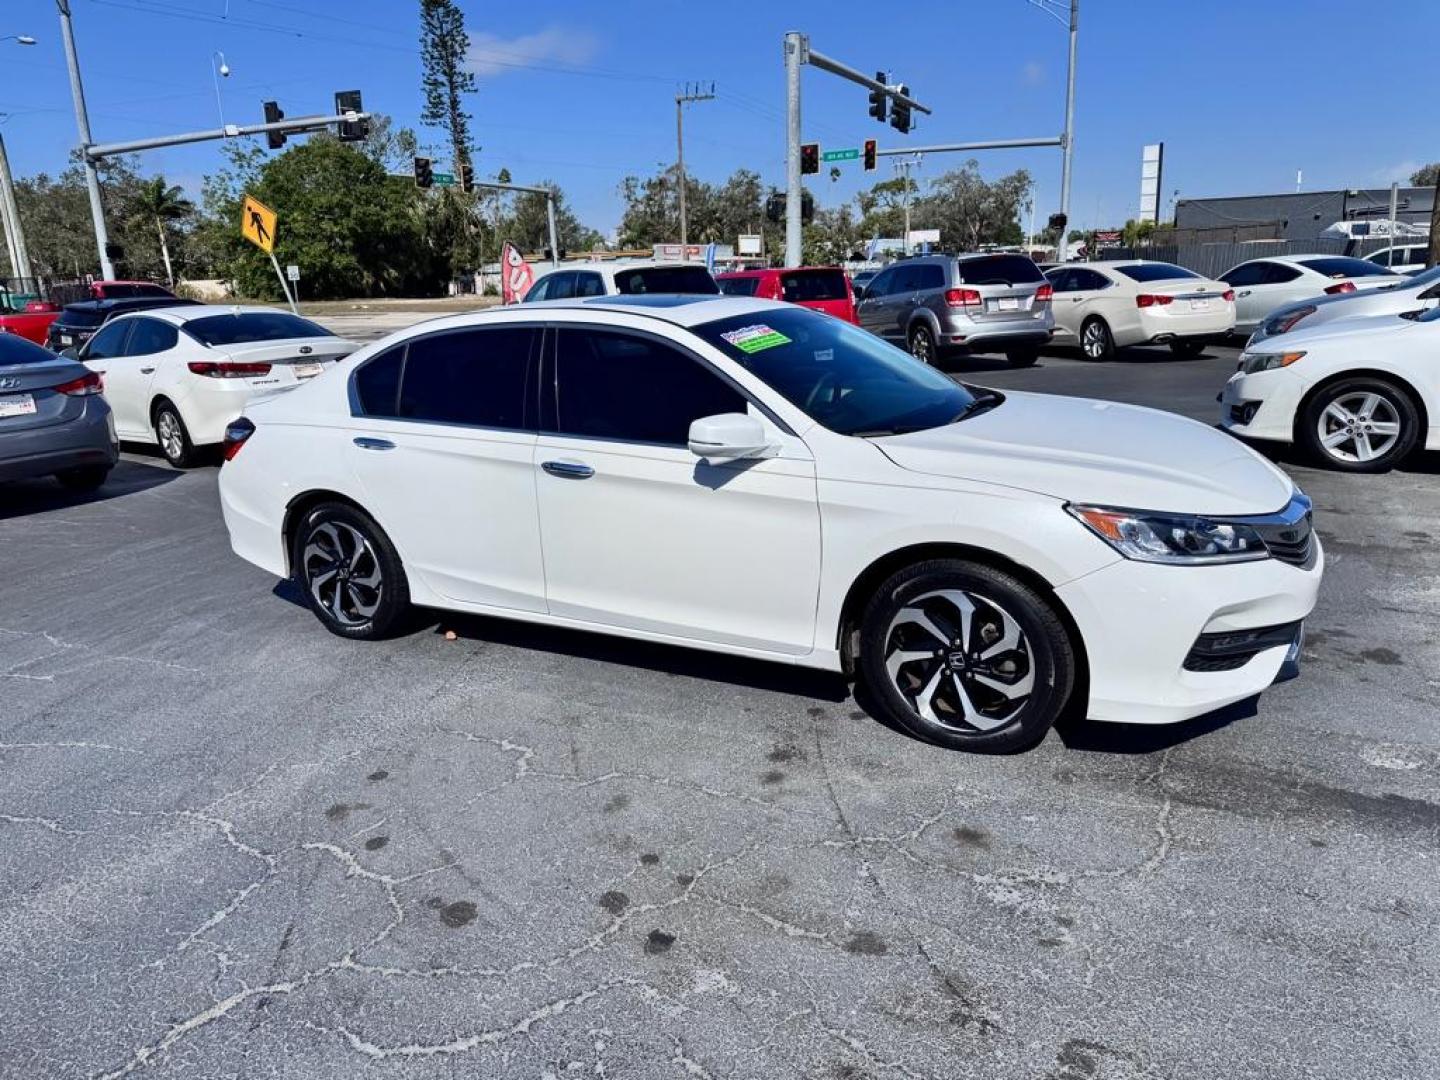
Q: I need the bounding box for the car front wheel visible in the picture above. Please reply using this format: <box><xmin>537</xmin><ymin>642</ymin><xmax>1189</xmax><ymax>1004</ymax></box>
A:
<box><xmin>1299</xmin><ymin>377</ymin><xmax>1419</xmax><ymax>473</ymax></box>
<box><xmin>293</xmin><ymin>502</ymin><xmax>410</xmax><ymax>640</ymax></box>
<box><xmin>858</xmin><ymin>559</ymin><xmax>1075</xmax><ymax>753</ymax></box>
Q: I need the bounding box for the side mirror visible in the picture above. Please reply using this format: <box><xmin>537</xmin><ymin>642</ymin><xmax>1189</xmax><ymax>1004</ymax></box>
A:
<box><xmin>59</xmin><ymin>346</ymin><xmax>79</xmax><ymax>360</ymax></box>
<box><xmin>688</xmin><ymin>412</ymin><xmax>775</xmax><ymax>462</ymax></box>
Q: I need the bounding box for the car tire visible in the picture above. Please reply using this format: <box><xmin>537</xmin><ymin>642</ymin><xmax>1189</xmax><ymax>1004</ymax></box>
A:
<box><xmin>1079</xmin><ymin>317</ymin><xmax>1115</xmax><ymax>361</ymax></box>
<box><xmin>1006</xmin><ymin>348</ymin><xmax>1040</xmax><ymax>368</ymax></box>
<box><xmin>908</xmin><ymin>324</ymin><xmax>938</xmax><ymax>365</ymax></box>
<box><xmin>55</xmin><ymin>465</ymin><xmax>110</xmax><ymax>492</ymax></box>
<box><xmin>153</xmin><ymin>401</ymin><xmax>195</xmax><ymax>469</ymax></box>
<box><xmin>1298</xmin><ymin>377</ymin><xmax>1420</xmax><ymax>473</ymax></box>
<box><xmin>857</xmin><ymin>558</ymin><xmax>1075</xmax><ymax>754</ymax></box>
<box><xmin>1169</xmin><ymin>339</ymin><xmax>1206</xmax><ymax>358</ymax></box>
<box><xmin>292</xmin><ymin>501</ymin><xmax>410</xmax><ymax>640</ymax></box>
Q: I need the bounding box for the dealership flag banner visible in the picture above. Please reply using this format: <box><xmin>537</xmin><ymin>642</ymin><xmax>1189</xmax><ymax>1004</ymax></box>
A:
<box><xmin>501</xmin><ymin>242</ymin><xmax>535</xmax><ymax>305</ymax></box>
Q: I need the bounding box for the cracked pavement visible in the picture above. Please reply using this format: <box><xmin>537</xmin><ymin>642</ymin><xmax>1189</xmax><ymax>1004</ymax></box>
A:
<box><xmin>2</xmin><ymin>342</ymin><xmax>1438</xmax><ymax>1079</ymax></box>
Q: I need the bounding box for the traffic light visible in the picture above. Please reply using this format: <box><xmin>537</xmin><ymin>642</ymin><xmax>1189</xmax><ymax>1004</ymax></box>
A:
<box><xmin>413</xmin><ymin>156</ymin><xmax>433</xmax><ymax>189</ymax></box>
<box><xmin>863</xmin><ymin>139</ymin><xmax>877</xmax><ymax>172</ymax></box>
<box><xmin>335</xmin><ymin>90</ymin><xmax>368</xmax><ymax>142</ymax></box>
<box><xmin>263</xmin><ymin>100</ymin><xmax>286</xmax><ymax>150</ymax></box>
<box><xmin>800</xmin><ymin>142</ymin><xmax>819</xmax><ymax>175</ymax></box>
<box><xmin>867</xmin><ymin>72</ymin><xmax>887</xmax><ymax>123</ymax></box>
<box><xmin>1047</xmin><ymin>212</ymin><xmax>1069</xmax><ymax>235</ymax></box>
<box><xmin>889</xmin><ymin>85</ymin><xmax>912</xmax><ymax>135</ymax></box>
<box><xmin>459</xmin><ymin>163</ymin><xmax>474</xmax><ymax>193</ymax></box>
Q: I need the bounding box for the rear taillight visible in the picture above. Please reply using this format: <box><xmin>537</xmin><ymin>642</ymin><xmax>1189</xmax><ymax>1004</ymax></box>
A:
<box><xmin>54</xmin><ymin>370</ymin><xmax>103</xmax><ymax>396</ymax></box>
<box><xmin>1135</xmin><ymin>294</ymin><xmax>1175</xmax><ymax>308</ymax></box>
<box><xmin>1222</xmin><ymin>289</ymin><xmax>1235</xmax><ymax>302</ymax></box>
<box><xmin>944</xmin><ymin>288</ymin><xmax>983</xmax><ymax>308</ymax></box>
<box><xmin>1034</xmin><ymin>283</ymin><xmax>1053</xmax><ymax>302</ymax></box>
<box><xmin>188</xmin><ymin>361</ymin><xmax>273</xmax><ymax>378</ymax></box>
<box><xmin>222</xmin><ymin>417</ymin><xmax>255</xmax><ymax>462</ymax></box>
<box><xmin>1324</xmin><ymin>281</ymin><xmax>1356</xmax><ymax>295</ymax></box>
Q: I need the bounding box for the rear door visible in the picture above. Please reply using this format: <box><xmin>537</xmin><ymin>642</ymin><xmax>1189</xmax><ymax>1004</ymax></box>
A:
<box><xmin>1044</xmin><ymin>268</ymin><xmax>1081</xmax><ymax>341</ymax></box>
<box><xmin>1220</xmin><ymin>262</ymin><xmax>1284</xmax><ymax>330</ymax></box>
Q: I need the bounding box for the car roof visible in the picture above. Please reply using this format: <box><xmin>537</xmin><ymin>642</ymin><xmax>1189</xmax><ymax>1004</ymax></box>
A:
<box><xmin>460</xmin><ymin>295</ymin><xmax>793</xmax><ymax>330</ymax></box>
<box><xmin>122</xmin><ymin>304</ymin><xmax>307</xmax><ymax>324</ymax></box>
<box><xmin>715</xmin><ymin>266</ymin><xmax>843</xmax><ymax>278</ymax></box>
<box><xmin>61</xmin><ymin>297</ymin><xmax>199</xmax><ymax>315</ymax></box>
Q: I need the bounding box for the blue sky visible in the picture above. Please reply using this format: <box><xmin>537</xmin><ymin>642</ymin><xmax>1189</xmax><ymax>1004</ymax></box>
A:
<box><xmin>3</xmin><ymin>0</ymin><xmax>1436</xmax><ymax>239</ymax></box>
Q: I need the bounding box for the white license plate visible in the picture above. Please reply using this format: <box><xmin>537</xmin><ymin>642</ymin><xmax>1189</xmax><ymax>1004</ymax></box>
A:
<box><xmin>0</xmin><ymin>393</ymin><xmax>37</xmax><ymax>418</ymax></box>
<box><xmin>293</xmin><ymin>363</ymin><xmax>324</xmax><ymax>379</ymax></box>
<box><xmin>1190</xmin><ymin>299</ymin><xmax>1211</xmax><ymax>311</ymax></box>
<box><xmin>58</xmin><ymin>334</ymin><xmax>74</xmax><ymax>345</ymax></box>
<box><xmin>991</xmin><ymin>297</ymin><xmax>1021</xmax><ymax>312</ymax></box>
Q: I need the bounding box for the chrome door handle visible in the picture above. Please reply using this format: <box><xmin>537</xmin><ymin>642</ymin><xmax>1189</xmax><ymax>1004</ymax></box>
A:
<box><xmin>140</xmin><ymin>367</ymin><xmax>155</xmax><ymax>374</ymax></box>
<box><xmin>542</xmin><ymin>460</ymin><xmax>594</xmax><ymax>479</ymax></box>
<box><xmin>353</xmin><ymin>437</ymin><xmax>395</xmax><ymax>451</ymax></box>
<box><xmin>1237</xmin><ymin>290</ymin><xmax>1252</xmax><ymax>297</ymax></box>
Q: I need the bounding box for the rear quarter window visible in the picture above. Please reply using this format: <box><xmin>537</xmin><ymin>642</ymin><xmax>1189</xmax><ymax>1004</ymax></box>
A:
<box><xmin>717</xmin><ymin>277</ymin><xmax>762</xmax><ymax>297</ymax></box>
<box><xmin>955</xmin><ymin>254</ymin><xmax>1044</xmax><ymax>286</ymax></box>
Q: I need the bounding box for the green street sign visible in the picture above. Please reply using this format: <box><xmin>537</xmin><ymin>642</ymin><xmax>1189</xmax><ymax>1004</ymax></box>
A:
<box><xmin>822</xmin><ymin>148</ymin><xmax>860</xmax><ymax>162</ymax></box>
<box><xmin>433</xmin><ymin>172</ymin><xmax>456</xmax><ymax>186</ymax></box>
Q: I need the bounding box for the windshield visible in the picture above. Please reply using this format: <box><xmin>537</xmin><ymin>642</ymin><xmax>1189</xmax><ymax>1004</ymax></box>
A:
<box><xmin>181</xmin><ymin>312</ymin><xmax>333</xmax><ymax>347</ymax></box>
<box><xmin>612</xmin><ymin>266</ymin><xmax>719</xmax><ymax>295</ymax></box>
<box><xmin>1114</xmin><ymin>263</ymin><xmax>1199</xmax><ymax>282</ymax></box>
<box><xmin>717</xmin><ymin>276</ymin><xmax>762</xmax><ymax>297</ymax></box>
<box><xmin>0</xmin><ymin>334</ymin><xmax>59</xmax><ymax>366</ymax></box>
<box><xmin>692</xmin><ymin>308</ymin><xmax>975</xmax><ymax>437</ymax></box>
<box><xmin>1297</xmin><ymin>257</ymin><xmax>1398</xmax><ymax>279</ymax></box>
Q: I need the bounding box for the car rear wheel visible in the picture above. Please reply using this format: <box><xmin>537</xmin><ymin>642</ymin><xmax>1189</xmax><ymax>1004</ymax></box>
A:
<box><xmin>1170</xmin><ymin>339</ymin><xmax>1207</xmax><ymax>358</ymax></box>
<box><xmin>154</xmin><ymin>402</ymin><xmax>194</xmax><ymax>469</ymax></box>
<box><xmin>858</xmin><ymin>559</ymin><xmax>1075</xmax><ymax>753</ymax></box>
<box><xmin>293</xmin><ymin>502</ymin><xmax>410</xmax><ymax>640</ymax></box>
<box><xmin>55</xmin><ymin>465</ymin><xmax>110</xmax><ymax>492</ymax></box>
<box><xmin>908</xmin><ymin>324</ymin><xmax>937</xmax><ymax>365</ymax></box>
<box><xmin>1299</xmin><ymin>377</ymin><xmax>1419</xmax><ymax>473</ymax></box>
<box><xmin>1080</xmin><ymin>317</ymin><xmax>1114</xmax><ymax>360</ymax></box>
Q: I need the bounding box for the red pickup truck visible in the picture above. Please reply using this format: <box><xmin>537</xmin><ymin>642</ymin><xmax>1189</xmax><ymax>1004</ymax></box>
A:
<box><xmin>0</xmin><ymin>282</ymin><xmax>176</xmax><ymax>346</ymax></box>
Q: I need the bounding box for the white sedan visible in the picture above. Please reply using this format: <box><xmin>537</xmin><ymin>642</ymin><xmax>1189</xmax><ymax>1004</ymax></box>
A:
<box><xmin>219</xmin><ymin>296</ymin><xmax>1321</xmax><ymax>753</ymax></box>
<box><xmin>1221</xmin><ymin>304</ymin><xmax>1440</xmax><ymax>471</ymax></box>
<box><xmin>1044</xmin><ymin>261</ymin><xmax>1234</xmax><ymax>359</ymax></box>
<box><xmin>80</xmin><ymin>305</ymin><xmax>357</xmax><ymax>467</ymax></box>
<box><xmin>1218</xmin><ymin>255</ymin><xmax>1402</xmax><ymax>335</ymax></box>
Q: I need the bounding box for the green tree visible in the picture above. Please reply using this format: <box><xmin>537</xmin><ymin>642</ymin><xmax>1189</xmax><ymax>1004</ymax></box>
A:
<box><xmin>128</xmin><ymin>176</ymin><xmax>193</xmax><ymax>288</ymax></box>
<box><xmin>498</xmin><ymin>181</ymin><xmax>602</xmax><ymax>256</ymax></box>
<box><xmin>856</xmin><ymin>176</ymin><xmax>916</xmax><ymax>240</ymax></box>
<box><xmin>419</xmin><ymin>0</ymin><xmax>477</xmax><ymax>172</ymax></box>
<box><xmin>1409</xmin><ymin>163</ymin><xmax>1439</xmax><ymax>187</ymax></box>
<box><xmin>916</xmin><ymin>161</ymin><xmax>1031</xmax><ymax>251</ymax></box>
<box><xmin>803</xmin><ymin>205</ymin><xmax>860</xmax><ymax>265</ymax></box>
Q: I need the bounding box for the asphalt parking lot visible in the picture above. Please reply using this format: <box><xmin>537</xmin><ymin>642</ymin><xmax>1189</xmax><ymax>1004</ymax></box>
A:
<box><xmin>2</xmin><ymin>335</ymin><xmax>1437</xmax><ymax>1080</ymax></box>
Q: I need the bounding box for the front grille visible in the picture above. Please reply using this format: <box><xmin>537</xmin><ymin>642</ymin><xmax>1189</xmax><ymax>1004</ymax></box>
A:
<box><xmin>1254</xmin><ymin>514</ymin><xmax>1316</xmax><ymax>569</ymax></box>
<box><xmin>1184</xmin><ymin>620</ymin><xmax>1303</xmax><ymax>673</ymax></box>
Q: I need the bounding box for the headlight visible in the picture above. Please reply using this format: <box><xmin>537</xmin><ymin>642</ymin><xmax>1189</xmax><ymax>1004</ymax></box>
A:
<box><xmin>1238</xmin><ymin>349</ymin><xmax>1306</xmax><ymax>375</ymax></box>
<box><xmin>1066</xmin><ymin>505</ymin><xmax>1269</xmax><ymax>564</ymax></box>
<box><xmin>1262</xmin><ymin>305</ymin><xmax>1316</xmax><ymax>337</ymax></box>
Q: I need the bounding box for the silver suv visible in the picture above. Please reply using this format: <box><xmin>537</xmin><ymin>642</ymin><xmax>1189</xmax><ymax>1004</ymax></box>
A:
<box><xmin>856</xmin><ymin>253</ymin><xmax>1054</xmax><ymax>366</ymax></box>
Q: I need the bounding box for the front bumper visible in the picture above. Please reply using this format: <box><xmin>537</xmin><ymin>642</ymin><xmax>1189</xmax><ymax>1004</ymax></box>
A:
<box><xmin>1218</xmin><ymin>368</ymin><xmax>1307</xmax><ymax>444</ymax></box>
<box><xmin>1055</xmin><ymin>544</ymin><xmax>1324</xmax><ymax>725</ymax></box>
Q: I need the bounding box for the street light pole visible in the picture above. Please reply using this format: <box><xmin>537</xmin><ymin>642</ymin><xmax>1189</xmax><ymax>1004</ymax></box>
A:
<box><xmin>784</xmin><ymin>32</ymin><xmax>804</xmax><ymax>267</ymax></box>
<box><xmin>56</xmin><ymin>0</ymin><xmax>114</xmax><ymax>279</ymax></box>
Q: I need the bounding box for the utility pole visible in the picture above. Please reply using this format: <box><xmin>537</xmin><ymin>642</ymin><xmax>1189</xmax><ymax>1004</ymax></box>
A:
<box><xmin>1059</xmin><ymin>0</ymin><xmax>1078</xmax><ymax>228</ymax></box>
<box><xmin>0</xmin><ymin>132</ymin><xmax>32</xmax><ymax>281</ymax></box>
<box><xmin>894</xmin><ymin>158</ymin><xmax>918</xmax><ymax>254</ymax></box>
<box><xmin>57</xmin><ymin>0</ymin><xmax>114</xmax><ymax>279</ymax></box>
<box><xmin>674</xmin><ymin>82</ymin><xmax>713</xmax><ymax>250</ymax></box>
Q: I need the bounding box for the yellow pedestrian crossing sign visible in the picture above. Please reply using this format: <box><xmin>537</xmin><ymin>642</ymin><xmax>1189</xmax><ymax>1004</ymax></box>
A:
<box><xmin>240</xmin><ymin>194</ymin><xmax>277</xmax><ymax>254</ymax></box>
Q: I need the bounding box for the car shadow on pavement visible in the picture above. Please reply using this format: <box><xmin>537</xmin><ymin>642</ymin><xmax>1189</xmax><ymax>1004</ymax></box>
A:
<box><xmin>0</xmin><ymin>459</ymin><xmax>181</xmax><ymax>521</ymax></box>
<box><xmin>1043</xmin><ymin>344</ymin><xmax>1217</xmax><ymax>364</ymax></box>
<box><xmin>1054</xmin><ymin>696</ymin><xmax>1258</xmax><ymax>754</ymax></box>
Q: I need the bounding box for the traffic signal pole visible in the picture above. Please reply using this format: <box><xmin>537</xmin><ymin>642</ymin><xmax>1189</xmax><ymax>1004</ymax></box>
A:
<box><xmin>464</xmin><ymin>179</ymin><xmax>561</xmax><ymax>269</ymax></box>
<box><xmin>86</xmin><ymin>112</ymin><xmax>370</xmax><ymax>159</ymax></box>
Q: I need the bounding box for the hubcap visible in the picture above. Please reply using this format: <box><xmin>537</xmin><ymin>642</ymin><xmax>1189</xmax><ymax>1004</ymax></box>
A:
<box><xmin>1317</xmin><ymin>391</ymin><xmax>1401</xmax><ymax>463</ymax></box>
<box><xmin>303</xmin><ymin>521</ymin><xmax>383</xmax><ymax>627</ymax></box>
<box><xmin>884</xmin><ymin>589</ymin><xmax>1034</xmax><ymax>734</ymax></box>
<box><xmin>158</xmin><ymin>412</ymin><xmax>183</xmax><ymax>460</ymax></box>
<box><xmin>1082</xmin><ymin>322</ymin><xmax>1107</xmax><ymax>358</ymax></box>
<box><xmin>911</xmin><ymin>329</ymin><xmax>933</xmax><ymax>362</ymax></box>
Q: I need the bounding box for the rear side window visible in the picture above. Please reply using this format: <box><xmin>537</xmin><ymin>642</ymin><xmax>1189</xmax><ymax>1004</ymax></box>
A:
<box><xmin>1297</xmin><ymin>256</ymin><xmax>1397</xmax><ymax>279</ymax></box>
<box><xmin>1220</xmin><ymin>262</ymin><xmax>1268</xmax><ymax>287</ymax></box>
<box><xmin>1072</xmin><ymin>268</ymin><xmax>1113</xmax><ymax>291</ymax></box>
<box><xmin>1262</xmin><ymin>263</ymin><xmax>1302</xmax><ymax>284</ymax></box>
<box><xmin>551</xmin><ymin>328</ymin><xmax>744</xmax><ymax>445</ymax></box>
<box><xmin>780</xmin><ymin>269</ymin><xmax>848</xmax><ymax>302</ymax></box>
<box><xmin>124</xmin><ymin>318</ymin><xmax>179</xmax><ymax>356</ymax></box>
<box><xmin>955</xmin><ymin>255</ymin><xmax>1044</xmax><ymax>286</ymax></box>
<box><xmin>397</xmin><ymin>327</ymin><xmax>536</xmax><ymax>429</ymax></box>
<box><xmin>718</xmin><ymin>276</ymin><xmax>762</xmax><ymax>297</ymax></box>
<box><xmin>612</xmin><ymin>266</ymin><xmax>719</xmax><ymax>295</ymax></box>
<box><xmin>353</xmin><ymin>346</ymin><xmax>403</xmax><ymax>417</ymax></box>
<box><xmin>1113</xmin><ymin>263</ymin><xmax>1197</xmax><ymax>283</ymax></box>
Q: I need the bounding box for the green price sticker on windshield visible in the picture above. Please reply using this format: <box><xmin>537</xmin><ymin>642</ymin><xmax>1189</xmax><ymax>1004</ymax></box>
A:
<box><xmin>721</xmin><ymin>324</ymin><xmax>791</xmax><ymax>354</ymax></box>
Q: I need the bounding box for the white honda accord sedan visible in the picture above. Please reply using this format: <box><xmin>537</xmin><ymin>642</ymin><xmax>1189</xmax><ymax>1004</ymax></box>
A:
<box><xmin>219</xmin><ymin>296</ymin><xmax>1322</xmax><ymax>752</ymax></box>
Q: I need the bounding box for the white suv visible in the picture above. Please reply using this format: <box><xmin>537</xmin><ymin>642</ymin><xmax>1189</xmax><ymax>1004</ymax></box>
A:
<box><xmin>522</xmin><ymin>261</ymin><xmax>718</xmax><ymax>302</ymax></box>
<box><xmin>219</xmin><ymin>296</ymin><xmax>1322</xmax><ymax>752</ymax></box>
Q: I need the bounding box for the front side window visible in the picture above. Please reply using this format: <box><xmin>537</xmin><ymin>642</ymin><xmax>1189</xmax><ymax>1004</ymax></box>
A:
<box><xmin>523</xmin><ymin>275</ymin><xmax>553</xmax><ymax>303</ymax></box>
<box><xmin>182</xmin><ymin>312</ymin><xmax>332</xmax><ymax>347</ymax></box>
<box><xmin>397</xmin><ymin>327</ymin><xmax>537</xmax><ymax>429</ymax></box>
<box><xmin>551</xmin><ymin>328</ymin><xmax>744</xmax><ymax>446</ymax></box>
<box><xmin>124</xmin><ymin>318</ymin><xmax>179</xmax><ymax>356</ymax></box>
<box><xmin>864</xmin><ymin>268</ymin><xmax>895</xmax><ymax>298</ymax></box>
<box><xmin>692</xmin><ymin>308</ymin><xmax>975</xmax><ymax>437</ymax></box>
<box><xmin>83</xmin><ymin>319</ymin><xmax>132</xmax><ymax>360</ymax></box>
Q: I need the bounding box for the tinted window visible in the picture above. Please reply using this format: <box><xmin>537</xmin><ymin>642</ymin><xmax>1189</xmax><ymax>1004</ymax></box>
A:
<box><xmin>693</xmin><ymin>308</ymin><xmax>974</xmax><ymax>438</ymax></box>
<box><xmin>354</xmin><ymin>346</ymin><xmax>403</xmax><ymax>417</ymax></box>
<box><xmin>1220</xmin><ymin>262</ymin><xmax>1268</xmax><ymax>287</ymax></box>
<box><xmin>1297</xmin><ymin>256</ymin><xmax>1398</xmax><ymax>279</ymax></box>
<box><xmin>955</xmin><ymin>254</ymin><xmax>1044</xmax><ymax>285</ymax></box>
<box><xmin>611</xmin><ymin>266</ymin><xmax>719</xmax><ymax>295</ymax></box>
<box><xmin>522</xmin><ymin>275</ymin><xmax>551</xmax><ymax>303</ymax></box>
<box><xmin>916</xmin><ymin>264</ymin><xmax>947</xmax><ymax>290</ymax></box>
<box><xmin>864</xmin><ymin>268</ymin><xmax>895</xmax><ymax>298</ymax></box>
<box><xmin>1113</xmin><ymin>263</ymin><xmax>1198</xmax><ymax>283</ymax></box>
<box><xmin>0</xmin><ymin>334</ymin><xmax>58</xmax><ymax>366</ymax></box>
<box><xmin>1262</xmin><ymin>263</ymin><xmax>1302</xmax><ymax>284</ymax></box>
<box><xmin>183</xmin><ymin>312</ymin><xmax>332</xmax><ymax>346</ymax></box>
<box><xmin>717</xmin><ymin>276</ymin><xmax>762</xmax><ymax>297</ymax></box>
<box><xmin>59</xmin><ymin>304</ymin><xmax>107</xmax><ymax>329</ymax></box>
<box><xmin>1072</xmin><ymin>269</ymin><xmax>1112</xmax><ymax>291</ymax></box>
<box><xmin>124</xmin><ymin>318</ymin><xmax>179</xmax><ymax>356</ymax></box>
<box><xmin>552</xmin><ymin>328</ymin><xmax>744</xmax><ymax>445</ymax></box>
<box><xmin>1044</xmin><ymin>268</ymin><xmax>1075</xmax><ymax>292</ymax></box>
<box><xmin>398</xmin><ymin>327</ymin><xmax>536</xmax><ymax>429</ymax></box>
<box><xmin>546</xmin><ymin>272</ymin><xmax>576</xmax><ymax>300</ymax></box>
<box><xmin>83</xmin><ymin>319</ymin><xmax>132</xmax><ymax>360</ymax></box>
<box><xmin>781</xmin><ymin>269</ymin><xmax>848</xmax><ymax>302</ymax></box>
<box><xmin>888</xmin><ymin>264</ymin><xmax>925</xmax><ymax>293</ymax></box>
<box><xmin>573</xmin><ymin>272</ymin><xmax>605</xmax><ymax>298</ymax></box>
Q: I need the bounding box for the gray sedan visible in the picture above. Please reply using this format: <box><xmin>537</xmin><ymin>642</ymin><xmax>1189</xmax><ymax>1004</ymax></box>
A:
<box><xmin>0</xmin><ymin>332</ymin><xmax>118</xmax><ymax>491</ymax></box>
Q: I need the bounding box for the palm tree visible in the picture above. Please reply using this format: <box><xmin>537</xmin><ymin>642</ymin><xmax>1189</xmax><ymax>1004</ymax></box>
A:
<box><xmin>130</xmin><ymin>177</ymin><xmax>193</xmax><ymax>288</ymax></box>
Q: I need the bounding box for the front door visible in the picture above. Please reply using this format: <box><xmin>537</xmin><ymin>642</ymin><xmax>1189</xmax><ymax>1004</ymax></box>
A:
<box><xmin>80</xmin><ymin>319</ymin><xmax>147</xmax><ymax>436</ymax></box>
<box><xmin>344</xmin><ymin>325</ymin><xmax>548</xmax><ymax>612</ymax></box>
<box><xmin>533</xmin><ymin>324</ymin><xmax>822</xmax><ymax>655</ymax></box>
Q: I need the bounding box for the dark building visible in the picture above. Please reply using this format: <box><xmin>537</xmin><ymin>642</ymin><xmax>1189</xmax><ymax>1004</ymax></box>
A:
<box><xmin>1175</xmin><ymin>187</ymin><xmax>1433</xmax><ymax>243</ymax></box>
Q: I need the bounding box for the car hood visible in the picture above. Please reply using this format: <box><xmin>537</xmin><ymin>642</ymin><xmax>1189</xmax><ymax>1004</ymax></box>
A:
<box><xmin>1254</xmin><ymin>310</ymin><xmax>1428</xmax><ymax>351</ymax></box>
<box><xmin>872</xmin><ymin>390</ymin><xmax>1294</xmax><ymax>515</ymax></box>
